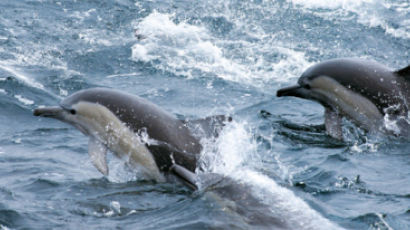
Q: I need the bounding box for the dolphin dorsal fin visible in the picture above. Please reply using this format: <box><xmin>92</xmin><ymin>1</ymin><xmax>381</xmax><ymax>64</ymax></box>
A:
<box><xmin>184</xmin><ymin>115</ymin><xmax>232</xmax><ymax>138</ymax></box>
<box><xmin>395</xmin><ymin>65</ymin><xmax>410</xmax><ymax>78</ymax></box>
<box><xmin>88</xmin><ymin>137</ymin><xmax>109</xmax><ymax>176</ymax></box>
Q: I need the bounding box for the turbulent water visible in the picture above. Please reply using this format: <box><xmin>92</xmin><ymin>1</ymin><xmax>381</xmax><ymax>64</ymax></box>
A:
<box><xmin>0</xmin><ymin>0</ymin><xmax>409</xmax><ymax>229</ymax></box>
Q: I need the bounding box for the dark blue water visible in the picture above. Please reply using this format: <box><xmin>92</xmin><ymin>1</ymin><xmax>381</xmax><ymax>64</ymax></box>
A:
<box><xmin>0</xmin><ymin>0</ymin><xmax>409</xmax><ymax>229</ymax></box>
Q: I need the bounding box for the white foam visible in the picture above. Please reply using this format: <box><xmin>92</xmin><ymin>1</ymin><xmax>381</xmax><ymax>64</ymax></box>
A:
<box><xmin>234</xmin><ymin>170</ymin><xmax>343</xmax><ymax>229</ymax></box>
<box><xmin>289</xmin><ymin>0</ymin><xmax>373</xmax><ymax>10</ymax></box>
<box><xmin>288</xmin><ymin>0</ymin><xmax>410</xmax><ymax>40</ymax></box>
<box><xmin>198</xmin><ymin>121</ymin><xmax>257</xmax><ymax>175</ymax></box>
<box><xmin>198</xmin><ymin>121</ymin><xmax>341</xmax><ymax>229</ymax></box>
<box><xmin>104</xmin><ymin>151</ymin><xmax>143</xmax><ymax>183</ymax></box>
<box><xmin>93</xmin><ymin>200</ymin><xmax>121</xmax><ymax>217</ymax></box>
<box><xmin>70</xmin><ymin>9</ymin><xmax>97</xmax><ymax>22</ymax></box>
<box><xmin>0</xmin><ymin>63</ymin><xmax>44</xmax><ymax>89</ymax></box>
<box><xmin>375</xmin><ymin>213</ymin><xmax>394</xmax><ymax>230</ymax></box>
<box><xmin>59</xmin><ymin>87</ymin><xmax>68</xmax><ymax>96</ymax></box>
<box><xmin>383</xmin><ymin>106</ymin><xmax>410</xmax><ymax>136</ymax></box>
<box><xmin>0</xmin><ymin>224</ymin><xmax>12</xmax><ymax>230</ymax></box>
<box><xmin>110</xmin><ymin>201</ymin><xmax>121</xmax><ymax>214</ymax></box>
<box><xmin>3</xmin><ymin>40</ymin><xmax>68</xmax><ymax>71</ymax></box>
<box><xmin>0</xmin><ymin>89</ymin><xmax>6</xmax><ymax>94</ymax></box>
<box><xmin>132</xmin><ymin>11</ymin><xmax>242</xmax><ymax>80</ymax></box>
<box><xmin>126</xmin><ymin>210</ymin><xmax>137</xmax><ymax>216</ymax></box>
<box><xmin>14</xmin><ymin>94</ymin><xmax>34</xmax><ymax>105</ymax></box>
<box><xmin>132</xmin><ymin>11</ymin><xmax>312</xmax><ymax>86</ymax></box>
<box><xmin>106</xmin><ymin>72</ymin><xmax>141</xmax><ymax>78</ymax></box>
<box><xmin>78</xmin><ymin>29</ymin><xmax>113</xmax><ymax>46</ymax></box>
<box><xmin>349</xmin><ymin>141</ymin><xmax>379</xmax><ymax>153</ymax></box>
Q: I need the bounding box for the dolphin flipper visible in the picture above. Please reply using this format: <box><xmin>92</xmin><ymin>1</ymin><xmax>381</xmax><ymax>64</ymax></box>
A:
<box><xmin>146</xmin><ymin>141</ymin><xmax>199</xmax><ymax>189</ymax></box>
<box><xmin>170</xmin><ymin>164</ymin><xmax>197</xmax><ymax>190</ymax></box>
<box><xmin>324</xmin><ymin>108</ymin><xmax>343</xmax><ymax>140</ymax></box>
<box><xmin>88</xmin><ymin>137</ymin><xmax>109</xmax><ymax>176</ymax></box>
<box><xmin>146</xmin><ymin>141</ymin><xmax>197</xmax><ymax>172</ymax></box>
<box><xmin>184</xmin><ymin>115</ymin><xmax>232</xmax><ymax>138</ymax></box>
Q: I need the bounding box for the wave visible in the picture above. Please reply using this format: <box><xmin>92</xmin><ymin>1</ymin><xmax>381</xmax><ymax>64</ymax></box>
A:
<box><xmin>0</xmin><ymin>63</ymin><xmax>44</xmax><ymax>90</ymax></box>
<box><xmin>351</xmin><ymin>212</ymin><xmax>395</xmax><ymax>230</ymax></box>
<box><xmin>0</xmin><ymin>203</ymin><xmax>23</xmax><ymax>230</ymax></box>
<box><xmin>131</xmin><ymin>11</ymin><xmax>312</xmax><ymax>87</ymax></box>
<box><xmin>0</xmin><ymin>66</ymin><xmax>59</xmax><ymax>112</ymax></box>
<box><xmin>288</xmin><ymin>0</ymin><xmax>410</xmax><ymax>40</ymax></box>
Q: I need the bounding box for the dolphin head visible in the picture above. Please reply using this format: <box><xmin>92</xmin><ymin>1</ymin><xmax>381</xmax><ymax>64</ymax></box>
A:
<box><xmin>277</xmin><ymin>58</ymin><xmax>402</xmax><ymax>110</ymax></box>
<box><xmin>277</xmin><ymin>59</ymin><xmax>395</xmax><ymax>111</ymax></box>
<box><xmin>34</xmin><ymin>88</ymin><xmax>131</xmax><ymax>135</ymax></box>
<box><xmin>276</xmin><ymin>66</ymin><xmax>336</xmax><ymax>109</ymax></box>
<box><xmin>276</xmin><ymin>59</ymin><xmax>403</xmax><ymax>135</ymax></box>
<box><xmin>34</xmin><ymin>102</ymin><xmax>92</xmax><ymax>136</ymax></box>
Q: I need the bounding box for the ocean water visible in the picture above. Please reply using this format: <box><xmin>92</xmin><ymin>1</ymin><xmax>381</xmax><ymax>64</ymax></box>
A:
<box><xmin>0</xmin><ymin>0</ymin><xmax>409</xmax><ymax>229</ymax></box>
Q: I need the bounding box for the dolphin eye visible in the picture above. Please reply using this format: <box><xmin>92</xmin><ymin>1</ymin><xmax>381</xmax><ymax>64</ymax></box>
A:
<box><xmin>70</xmin><ymin>109</ymin><xmax>76</xmax><ymax>115</ymax></box>
<box><xmin>304</xmin><ymin>84</ymin><xmax>311</xmax><ymax>89</ymax></box>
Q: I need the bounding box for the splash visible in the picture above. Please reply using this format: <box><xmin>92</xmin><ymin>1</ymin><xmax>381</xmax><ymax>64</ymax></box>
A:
<box><xmin>106</xmin><ymin>157</ymin><xmax>140</xmax><ymax>183</ymax></box>
<box><xmin>0</xmin><ymin>224</ymin><xmax>12</xmax><ymax>230</ymax></box>
<box><xmin>234</xmin><ymin>170</ymin><xmax>343</xmax><ymax>229</ymax></box>
<box><xmin>198</xmin><ymin>121</ymin><xmax>257</xmax><ymax>175</ymax></box>
<box><xmin>350</xmin><ymin>141</ymin><xmax>379</xmax><ymax>153</ymax></box>
<box><xmin>198</xmin><ymin>121</ymin><xmax>342</xmax><ymax>229</ymax></box>
<box><xmin>0</xmin><ymin>63</ymin><xmax>44</xmax><ymax>90</ymax></box>
<box><xmin>132</xmin><ymin>11</ymin><xmax>312</xmax><ymax>86</ymax></box>
<box><xmin>132</xmin><ymin>11</ymin><xmax>250</xmax><ymax>82</ymax></box>
<box><xmin>289</xmin><ymin>0</ymin><xmax>375</xmax><ymax>9</ymax></box>
<box><xmin>383</xmin><ymin>105</ymin><xmax>410</xmax><ymax>136</ymax></box>
<box><xmin>288</xmin><ymin>0</ymin><xmax>410</xmax><ymax>40</ymax></box>
<box><xmin>14</xmin><ymin>95</ymin><xmax>34</xmax><ymax>105</ymax></box>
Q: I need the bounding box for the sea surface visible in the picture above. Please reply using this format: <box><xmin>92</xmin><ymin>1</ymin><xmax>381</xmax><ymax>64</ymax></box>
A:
<box><xmin>0</xmin><ymin>0</ymin><xmax>409</xmax><ymax>229</ymax></box>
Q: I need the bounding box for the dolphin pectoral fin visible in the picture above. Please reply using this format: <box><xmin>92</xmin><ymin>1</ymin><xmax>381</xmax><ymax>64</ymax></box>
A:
<box><xmin>184</xmin><ymin>115</ymin><xmax>232</xmax><ymax>138</ymax></box>
<box><xmin>170</xmin><ymin>164</ymin><xmax>197</xmax><ymax>190</ymax></box>
<box><xmin>324</xmin><ymin>108</ymin><xmax>343</xmax><ymax>140</ymax></box>
<box><xmin>88</xmin><ymin>137</ymin><xmax>109</xmax><ymax>176</ymax></box>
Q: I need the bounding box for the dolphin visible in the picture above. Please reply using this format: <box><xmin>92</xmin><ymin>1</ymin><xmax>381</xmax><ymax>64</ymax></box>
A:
<box><xmin>34</xmin><ymin>88</ymin><xmax>230</xmax><ymax>188</ymax></box>
<box><xmin>33</xmin><ymin>88</ymin><xmax>340</xmax><ymax>229</ymax></box>
<box><xmin>277</xmin><ymin>58</ymin><xmax>410</xmax><ymax>139</ymax></box>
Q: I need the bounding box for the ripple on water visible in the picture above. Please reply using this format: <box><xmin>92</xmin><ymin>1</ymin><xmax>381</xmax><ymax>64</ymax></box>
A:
<box><xmin>0</xmin><ymin>206</ymin><xmax>24</xmax><ymax>229</ymax></box>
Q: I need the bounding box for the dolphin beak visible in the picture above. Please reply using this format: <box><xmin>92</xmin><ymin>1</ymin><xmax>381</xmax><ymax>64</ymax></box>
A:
<box><xmin>33</xmin><ymin>106</ymin><xmax>64</xmax><ymax>118</ymax></box>
<box><xmin>277</xmin><ymin>85</ymin><xmax>305</xmax><ymax>98</ymax></box>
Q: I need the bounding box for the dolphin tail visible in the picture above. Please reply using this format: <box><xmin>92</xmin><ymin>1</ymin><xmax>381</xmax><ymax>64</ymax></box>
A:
<box><xmin>184</xmin><ymin>115</ymin><xmax>233</xmax><ymax>138</ymax></box>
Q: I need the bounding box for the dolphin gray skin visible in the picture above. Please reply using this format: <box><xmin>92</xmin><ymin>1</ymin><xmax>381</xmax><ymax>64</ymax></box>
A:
<box><xmin>34</xmin><ymin>88</ymin><xmax>229</xmax><ymax>188</ymax></box>
<box><xmin>277</xmin><ymin>58</ymin><xmax>410</xmax><ymax>139</ymax></box>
